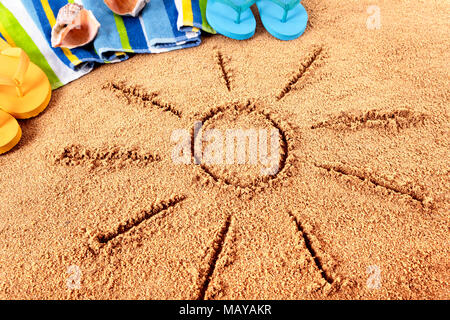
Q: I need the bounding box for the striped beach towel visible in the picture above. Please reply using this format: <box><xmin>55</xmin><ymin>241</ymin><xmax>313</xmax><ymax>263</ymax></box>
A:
<box><xmin>83</xmin><ymin>0</ymin><xmax>201</xmax><ymax>55</ymax></box>
<box><xmin>175</xmin><ymin>0</ymin><xmax>215</xmax><ymax>34</ymax></box>
<box><xmin>0</xmin><ymin>0</ymin><xmax>201</xmax><ymax>89</ymax></box>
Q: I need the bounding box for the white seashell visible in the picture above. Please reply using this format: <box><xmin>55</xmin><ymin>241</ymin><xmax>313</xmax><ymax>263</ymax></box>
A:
<box><xmin>51</xmin><ymin>3</ymin><xmax>100</xmax><ymax>49</ymax></box>
<box><xmin>104</xmin><ymin>0</ymin><xmax>150</xmax><ymax>17</ymax></box>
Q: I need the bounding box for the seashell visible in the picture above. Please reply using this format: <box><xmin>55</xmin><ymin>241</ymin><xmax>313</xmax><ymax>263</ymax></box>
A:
<box><xmin>51</xmin><ymin>3</ymin><xmax>100</xmax><ymax>49</ymax></box>
<box><xmin>104</xmin><ymin>0</ymin><xmax>150</xmax><ymax>17</ymax></box>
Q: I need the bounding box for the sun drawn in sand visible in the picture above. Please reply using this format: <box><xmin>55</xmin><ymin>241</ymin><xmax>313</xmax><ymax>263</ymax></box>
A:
<box><xmin>53</xmin><ymin>45</ymin><xmax>432</xmax><ymax>299</ymax></box>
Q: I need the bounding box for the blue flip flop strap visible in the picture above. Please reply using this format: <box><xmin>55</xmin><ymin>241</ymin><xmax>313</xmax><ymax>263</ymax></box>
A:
<box><xmin>268</xmin><ymin>0</ymin><xmax>299</xmax><ymax>22</ymax></box>
<box><xmin>213</xmin><ymin>0</ymin><xmax>256</xmax><ymax>23</ymax></box>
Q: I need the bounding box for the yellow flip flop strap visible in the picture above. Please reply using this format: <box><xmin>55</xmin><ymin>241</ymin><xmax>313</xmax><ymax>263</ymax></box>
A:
<box><xmin>0</xmin><ymin>47</ymin><xmax>30</xmax><ymax>97</ymax></box>
<box><xmin>0</xmin><ymin>38</ymin><xmax>11</xmax><ymax>50</ymax></box>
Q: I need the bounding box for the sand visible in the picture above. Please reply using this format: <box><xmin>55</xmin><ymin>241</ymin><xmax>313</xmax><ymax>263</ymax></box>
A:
<box><xmin>0</xmin><ymin>0</ymin><xmax>449</xmax><ymax>299</ymax></box>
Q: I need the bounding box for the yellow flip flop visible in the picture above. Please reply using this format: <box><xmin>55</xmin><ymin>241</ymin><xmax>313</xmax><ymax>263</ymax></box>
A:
<box><xmin>0</xmin><ymin>109</ymin><xmax>21</xmax><ymax>155</ymax></box>
<box><xmin>0</xmin><ymin>39</ymin><xmax>51</xmax><ymax>119</ymax></box>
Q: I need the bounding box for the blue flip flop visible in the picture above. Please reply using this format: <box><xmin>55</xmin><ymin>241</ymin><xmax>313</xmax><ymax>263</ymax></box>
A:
<box><xmin>256</xmin><ymin>0</ymin><xmax>308</xmax><ymax>41</ymax></box>
<box><xmin>206</xmin><ymin>0</ymin><xmax>256</xmax><ymax>40</ymax></box>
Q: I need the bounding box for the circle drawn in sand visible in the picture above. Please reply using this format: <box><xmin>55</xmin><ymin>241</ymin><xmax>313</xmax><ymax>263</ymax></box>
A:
<box><xmin>192</xmin><ymin>101</ymin><xmax>288</xmax><ymax>189</ymax></box>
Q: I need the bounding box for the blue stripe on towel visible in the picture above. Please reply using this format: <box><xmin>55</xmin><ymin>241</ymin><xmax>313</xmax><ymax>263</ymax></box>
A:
<box><xmin>163</xmin><ymin>0</ymin><xmax>183</xmax><ymax>38</ymax></box>
<box><xmin>141</xmin><ymin>0</ymin><xmax>175</xmax><ymax>45</ymax></box>
<box><xmin>122</xmin><ymin>16</ymin><xmax>148</xmax><ymax>50</ymax></box>
<box><xmin>191</xmin><ymin>0</ymin><xmax>202</xmax><ymax>29</ymax></box>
